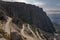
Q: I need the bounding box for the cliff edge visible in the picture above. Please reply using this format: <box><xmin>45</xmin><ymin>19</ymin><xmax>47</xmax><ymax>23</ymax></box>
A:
<box><xmin>0</xmin><ymin>1</ymin><xmax>56</xmax><ymax>33</ymax></box>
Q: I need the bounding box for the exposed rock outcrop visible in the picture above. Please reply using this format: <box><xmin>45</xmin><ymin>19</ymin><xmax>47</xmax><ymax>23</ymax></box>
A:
<box><xmin>0</xmin><ymin>1</ymin><xmax>56</xmax><ymax>33</ymax></box>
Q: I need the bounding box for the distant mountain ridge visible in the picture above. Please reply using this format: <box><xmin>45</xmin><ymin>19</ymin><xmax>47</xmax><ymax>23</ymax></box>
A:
<box><xmin>47</xmin><ymin>14</ymin><xmax>60</xmax><ymax>32</ymax></box>
<box><xmin>47</xmin><ymin>14</ymin><xmax>60</xmax><ymax>24</ymax></box>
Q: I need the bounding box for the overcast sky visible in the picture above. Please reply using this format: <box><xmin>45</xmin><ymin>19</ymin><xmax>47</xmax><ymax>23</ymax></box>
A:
<box><xmin>2</xmin><ymin>0</ymin><xmax>60</xmax><ymax>14</ymax></box>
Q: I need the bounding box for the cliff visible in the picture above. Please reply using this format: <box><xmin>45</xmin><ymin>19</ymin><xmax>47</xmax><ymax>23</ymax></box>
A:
<box><xmin>0</xmin><ymin>1</ymin><xmax>55</xmax><ymax>34</ymax></box>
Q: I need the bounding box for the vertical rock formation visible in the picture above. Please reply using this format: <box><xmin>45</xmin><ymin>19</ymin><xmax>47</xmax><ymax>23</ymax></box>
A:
<box><xmin>0</xmin><ymin>1</ymin><xmax>56</xmax><ymax>40</ymax></box>
<box><xmin>0</xmin><ymin>1</ymin><xmax>56</xmax><ymax>33</ymax></box>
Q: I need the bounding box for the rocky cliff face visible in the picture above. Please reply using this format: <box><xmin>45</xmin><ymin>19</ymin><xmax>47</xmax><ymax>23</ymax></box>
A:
<box><xmin>0</xmin><ymin>1</ymin><xmax>56</xmax><ymax>34</ymax></box>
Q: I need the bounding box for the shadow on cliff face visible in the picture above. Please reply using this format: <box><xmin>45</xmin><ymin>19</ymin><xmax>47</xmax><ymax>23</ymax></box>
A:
<box><xmin>0</xmin><ymin>9</ymin><xmax>46</xmax><ymax>40</ymax></box>
<box><xmin>0</xmin><ymin>1</ymin><xmax>56</xmax><ymax>40</ymax></box>
<box><xmin>0</xmin><ymin>1</ymin><xmax>56</xmax><ymax>33</ymax></box>
<box><xmin>0</xmin><ymin>9</ymin><xmax>7</xmax><ymax>22</ymax></box>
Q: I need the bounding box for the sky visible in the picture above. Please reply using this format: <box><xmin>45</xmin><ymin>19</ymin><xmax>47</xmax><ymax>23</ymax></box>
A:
<box><xmin>2</xmin><ymin>0</ymin><xmax>60</xmax><ymax>14</ymax></box>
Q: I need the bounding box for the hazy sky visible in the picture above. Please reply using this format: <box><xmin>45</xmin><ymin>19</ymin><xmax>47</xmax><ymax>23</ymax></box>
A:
<box><xmin>2</xmin><ymin>0</ymin><xmax>60</xmax><ymax>14</ymax></box>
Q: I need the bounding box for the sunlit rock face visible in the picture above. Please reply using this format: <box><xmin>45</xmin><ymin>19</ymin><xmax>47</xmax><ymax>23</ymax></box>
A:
<box><xmin>0</xmin><ymin>1</ymin><xmax>56</xmax><ymax>40</ymax></box>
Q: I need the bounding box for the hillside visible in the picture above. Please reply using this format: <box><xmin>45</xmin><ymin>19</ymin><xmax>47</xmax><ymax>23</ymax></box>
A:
<box><xmin>0</xmin><ymin>1</ymin><xmax>56</xmax><ymax>40</ymax></box>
